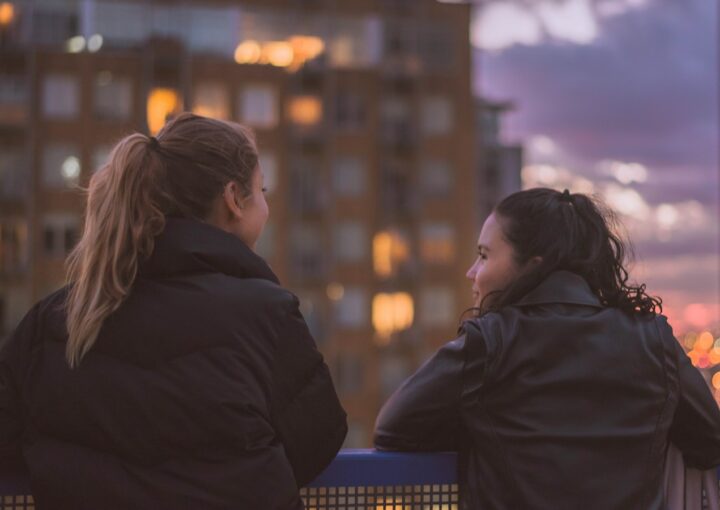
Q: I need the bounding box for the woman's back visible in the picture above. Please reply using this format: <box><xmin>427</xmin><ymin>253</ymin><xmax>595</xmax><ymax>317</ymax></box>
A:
<box><xmin>460</xmin><ymin>271</ymin><xmax>708</xmax><ymax>509</ymax></box>
<box><xmin>374</xmin><ymin>188</ymin><xmax>720</xmax><ymax>510</ymax></box>
<box><xmin>2</xmin><ymin>218</ymin><xmax>346</xmax><ymax>509</ymax></box>
<box><xmin>376</xmin><ymin>270</ymin><xmax>720</xmax><ymax>509</ymax></box>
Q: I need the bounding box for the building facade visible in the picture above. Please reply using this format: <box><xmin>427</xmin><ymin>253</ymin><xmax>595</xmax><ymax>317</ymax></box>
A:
<box><xmin>0</xmin><ymin>0</ymin><xmax>478</xmax><ymax>446</ymax></box>
<box><xmin>476</xmin><ymin>98</ymin><xmax>523</xmax><ymax>223</ymax></box>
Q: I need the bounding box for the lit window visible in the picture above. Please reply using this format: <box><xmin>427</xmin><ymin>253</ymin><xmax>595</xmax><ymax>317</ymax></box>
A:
<box><xmin>333</xmin><ymin>221</ymin><xmax>367</xmax><ymax>262</ymax></box>
<box><xmin>420</xmin><ymin>287</ymin><xmax>456</xmax><ymax>327</ymax></box>
<box><xmin>421</xmin><ymin>96</ymin><xmax>453</xmax><ymax>136</ymax></box>
<box><xmin>335</xmin><ymin>287</ymin><xmax>367</xmax><ymax>328</ymax></box>
<box><xmin>420</xmin><ymin>223</ymin><xmax>455</xmax><ymax>264</ymax></box>
<box><xmin>373</xmin><ymin>229</ymin><xmax>410</xmax><ymax>278</ymax></box>
<box><xmin>332</xmin><ymin>157</ymin><xmax>365</xmax><ymax>197</ymax></box>
<box><xmin>192</xmin><ymin>82</ymin><xmax>229</xmax><ymax>120</ymax></box>
<box><xmin>42</xmin><ymin>74</ymin><xmax>79</xmax><ymax>119</ymax></box>
<box><xmin>94</xmin><ymin>72</ymin><xmax>132</xmax><ymax>120</ymax></box>
<box><xmin>239</xmin><ymin>85</ymin><xmax>278</xmax><ymax>128</ymax></box>
<box><xmin>287</xmin><ymin>36</ymin><xmax>325</xmax><ymax>71</ymax></box>
<box><xmin>0</xmin><ymin>3</ymin><xmax>16</xmax><ymax>28</ymax></box>
<box><xmin>43</xmin><ymin>144</ymin><xmax>81</xmax><ymax>188</ymax></box>
<box><xmin>265</xmin><ymin>41</ymin><xmax>294</xmax><ymax>67</ymax></box>
<box><xmin>372</xmin><ymin>292</ymin><xmax>414</xmax><ymax>342</ymax></box>
<box><xmin>259</xmin><ymin>152</ymin><xmax>277</xmax><ymax>194</ymax></box>
<box><xmin>147</xmin><ymin>87</ymin><xmax>182</xmax><ymax>135</ymax></box>
<box><xmin>288</xmin><ymin>96</ymin><xmax>322</xmax><ymax>126</ymax></box>
<box><xmin>420</xmin><ymin>159</ymin><xmax>453</xmax><ymax>197</ymax></box>
<box><xmin>234</xmin><ymin>40</ymin><xmax>262</xmax><ymax>64</ymax></box>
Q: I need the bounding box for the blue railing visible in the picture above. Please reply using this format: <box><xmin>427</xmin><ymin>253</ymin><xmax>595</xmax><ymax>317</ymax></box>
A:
<box><xmin>301</xmin><ymin>450</ymin><xmax>459</xmax><ymax>509</ymax></box>
<box><xmin>308</xmin><ymin>449</ymin><xmax>458</xmax><ymax>487</ymax></box>
<box><xmin>0</xmin><ymin>450</ymin><xmax>460</xmax><ymax>510</ymax></box>
<box><xmin>2</xmin><ymin>450</ymin><xmax>718</xmax><ymax>510</ymax></box>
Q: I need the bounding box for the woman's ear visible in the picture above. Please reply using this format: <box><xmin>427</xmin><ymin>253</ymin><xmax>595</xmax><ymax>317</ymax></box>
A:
<box><xmin>222</xmin><ymin>181</ymin><xmax>244</xmax><ymax>221</ymax></box>
<box><xmin>527</xmin><ymin>256</ymin><xmax>543</xmax><ymax>269</ymax></box>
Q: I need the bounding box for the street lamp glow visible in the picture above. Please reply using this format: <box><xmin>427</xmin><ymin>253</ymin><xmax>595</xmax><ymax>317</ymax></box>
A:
<box><xmin>61</xmin><ymin>156</ymin><xmax>81</xmax><ymax>182</ymax></box>
<box><xmin>87</xmin><ymin>34</ymin><xmax>103</xmax><ymax>53</ymax></box>
<box><xmin>66</xmin><ymin>36</ymin><xmax>86</xmax><ymax>53</ymax></box>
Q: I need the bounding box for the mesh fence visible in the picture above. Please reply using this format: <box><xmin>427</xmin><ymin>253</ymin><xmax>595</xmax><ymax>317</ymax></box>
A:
<box><xmin>300</xmin><ymin>484</ymin><xmax>459</xmax><ymax>510</ymax></box>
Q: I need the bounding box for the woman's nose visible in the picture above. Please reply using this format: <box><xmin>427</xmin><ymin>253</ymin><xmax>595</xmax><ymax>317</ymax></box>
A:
<box><xmin>466</xmin><ymin>262</ymin><xmax>477</xmax><ymax>281</ymax></box>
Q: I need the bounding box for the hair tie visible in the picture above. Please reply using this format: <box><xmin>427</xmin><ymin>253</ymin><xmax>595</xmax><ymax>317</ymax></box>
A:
<box><xmin>559</xmin><ymin>189</ymin><xmax>573</xmax><ymax>203</ymax></box>
<box><xmin>148</xmin><ymin>136</ymin><xmax>160</xmax><ymax>150</ymax></box>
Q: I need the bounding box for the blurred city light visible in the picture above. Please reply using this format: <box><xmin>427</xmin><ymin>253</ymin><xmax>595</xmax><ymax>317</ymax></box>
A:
<box><xmin>372</xmin><ymin>293</ymin><xmax>414</xmax><ymax>343</ymax></box>
<box><xmin>288</xmin><ymin>96</ymin><xmax>322</xmax><ymax>125</ymax></box>
<box><xmin>60</xmin><ymin>156</ymin><xmax>80</xmax><ymax>184</ymax></box>
<box><xmin>147</xmin><ymin>88</ymin><xmax>181</xmax><ymax>135</ymax></box>
<box><xmin>326</xmin><ymin>283</ymin><xmax>345</xmax><ymax>302</ymax></box>
<box><xmin>233</xmin><ymin>37</ymin><xmax>324</xmax><ymax>71</ymax></box>
<box><xmin>66</xmin><ymin>36</ymin><xmax>85</xmax><ymax>53</ymax></box>
<box><xmin>234</xmin><ymin>40</ymin><xmax>262</xmax><ymax>64</ymax></box>
<box><xmin>265</xmin><ymin>42</ymin><xmax>294</xmax><ymax>67</ymax></box>
<box><xmin>87</xmin><ymin>34</ymin><xmax>103</xmax><ymax>53</ymax></box>
<box><xmin>0</xmin><ymin>2</ymin><xmax>14</xmax><ymax>26</ymax></box>
<box><xmin>373</xmin><ymin>231</ymin><xmax>410</xmax><ymax>278</ymax></box>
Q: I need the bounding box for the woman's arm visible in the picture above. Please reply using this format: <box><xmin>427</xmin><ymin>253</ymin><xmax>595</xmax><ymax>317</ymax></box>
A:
<box><xmin>373</xmin><ymin>334</ymin><xmax>468</xmax><ymax>452</ymax></box>
<box><xmin>270</xmin><ymin>299</ymin><xmax>347</xmax><ymax>487</ymax></box>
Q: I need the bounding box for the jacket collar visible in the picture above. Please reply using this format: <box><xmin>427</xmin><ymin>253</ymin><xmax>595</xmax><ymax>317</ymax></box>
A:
<box><xmin>516</xmin><ymin>270</ymin><xmax>602</xmax><ymax>308</ymax></box>
<box><xmin>139</xmin><ymin>217</ymin><xmax>279</xmax><ymax>284</ymax></box>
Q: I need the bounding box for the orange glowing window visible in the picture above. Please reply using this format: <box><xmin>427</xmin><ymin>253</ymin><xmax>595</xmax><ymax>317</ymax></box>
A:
<box><xmin>288</xmin><ymin>96</ymin><xmax>322</xmax><ymax>126</ymax></box>
<box><xmin>147</xmin><ymin>88</ymin><xmax>182</xmax><ymax>135</ymax></box>
<box><xmin>372</xmin><ymin>292</ymin><xmax>414</xmax><ymax>343</ymax></box>
<box><xmin>373</xmin><ymin>230</ymin><xmax>410</xmax><ymax>278</ymax></box>
<box><xmin>234</xmin><ymin>40</ymin><xmax>262</xmax><ymax>65</ymax></box>
<box><xmin>0</xmin><ymin>3</ymin><xmax>15</xmax><ymax>27</ymax></box>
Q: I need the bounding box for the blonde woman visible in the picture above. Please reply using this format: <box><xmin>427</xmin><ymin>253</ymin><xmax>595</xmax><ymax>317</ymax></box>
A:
<box><xmin>0</xmin><ymin>113</ymin><xmax>347</xmax><ymax>509</ymax></box>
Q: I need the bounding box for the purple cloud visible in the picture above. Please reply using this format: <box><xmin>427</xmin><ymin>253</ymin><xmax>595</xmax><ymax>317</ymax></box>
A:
<box><xmin>476</xmin><ymin>0</ymin><xmax>718</xmax><ymax>174</ymax></box>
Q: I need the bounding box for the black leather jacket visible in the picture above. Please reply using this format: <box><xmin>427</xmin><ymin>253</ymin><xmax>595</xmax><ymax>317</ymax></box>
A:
<box><xmin>375</xmin><ymin>271</ymin><xmax>720</xmax><ymax>510</ymax></box>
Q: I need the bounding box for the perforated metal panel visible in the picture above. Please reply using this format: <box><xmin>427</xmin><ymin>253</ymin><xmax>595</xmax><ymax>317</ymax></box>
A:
<box><xmin>300</xmin><ymin>484</ymin><xmax>459</xmax><ymax>509</ymax></box>
<box><xmin>0</xmin><ymin>494</ymin><xmax>34</xmax><ymax>510</ymax></box>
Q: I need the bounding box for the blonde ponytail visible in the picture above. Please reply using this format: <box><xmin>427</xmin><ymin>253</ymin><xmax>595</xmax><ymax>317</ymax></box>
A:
<box><xmin>65</xmin><ymin>134</ymin><xmax>165</xmax><ymax>368</ymax></box>
<box><xmin>64</xmin><ymin>113</ymin><xmax>258</xmax><ymax>368</ymax></box>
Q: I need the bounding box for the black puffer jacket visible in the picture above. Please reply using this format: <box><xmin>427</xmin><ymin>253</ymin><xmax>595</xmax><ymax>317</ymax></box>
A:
<box><xmin>375</xmin><ymin>270</ymin><xmax>720</xmax><ymax>510</ymax></box>
<box><xmin>0</xmin><ymin>218</ymin><xmax>347</xmax><ymax>509</ymax></box>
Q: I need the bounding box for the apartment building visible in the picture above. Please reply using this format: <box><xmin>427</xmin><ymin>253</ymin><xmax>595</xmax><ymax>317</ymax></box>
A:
<box><xmin>0</xmin><ymin>0</ymin><xmax>479</xmax><ymax>446</ymax></box>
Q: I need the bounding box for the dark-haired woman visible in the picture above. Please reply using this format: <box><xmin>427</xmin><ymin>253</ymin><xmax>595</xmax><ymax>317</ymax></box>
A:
<box><xmin>374</xmin><ymin>188</ymin><xmax>720</xmax><ymax>509</ymax></box>
<box><xmin>0</xmin><ymin>113</ymin><xmax>347</xmax><ymax>509</ymax></box>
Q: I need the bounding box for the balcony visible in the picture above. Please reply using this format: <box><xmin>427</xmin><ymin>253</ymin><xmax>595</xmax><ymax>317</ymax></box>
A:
<box><xmin>0</xmin><ymin>449</ymin><xmax>717</xmax><ymax>509</ymax></box>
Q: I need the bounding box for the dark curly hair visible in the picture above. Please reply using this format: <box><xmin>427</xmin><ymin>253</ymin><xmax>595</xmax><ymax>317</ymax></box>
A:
<box><xmin>471</xmin><ymin>187</ymin><xmax>661</xmax><ymax>318</ymax></box>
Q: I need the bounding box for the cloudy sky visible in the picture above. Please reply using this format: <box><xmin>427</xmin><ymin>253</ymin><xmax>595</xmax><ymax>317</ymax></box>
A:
<box><xmin>470</xmin><ymin>0</ymin><xmax>718</xmax><ymax>332</ymax></box>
